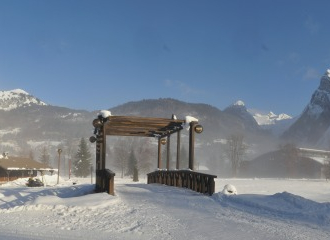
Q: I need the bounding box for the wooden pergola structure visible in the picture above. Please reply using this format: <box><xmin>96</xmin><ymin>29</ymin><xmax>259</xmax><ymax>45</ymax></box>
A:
<box><xmin>90</xmin><ymin>114</ymin><xmax>216</xmax><ymax>195</ymax></box>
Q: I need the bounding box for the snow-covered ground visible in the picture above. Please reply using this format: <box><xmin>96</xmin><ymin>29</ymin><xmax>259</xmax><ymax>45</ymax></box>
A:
<box><xmin>0</xmin><ymin>175</ymin><xmax>330</xmax><ymax>240</ymax></box>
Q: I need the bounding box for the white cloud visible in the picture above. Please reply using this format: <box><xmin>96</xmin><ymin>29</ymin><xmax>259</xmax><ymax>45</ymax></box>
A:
<box><xmin>303</xmin><ymin>67</ymin><xmax>319</xmax><ymax>81</ymax></box>
<box><xmin>164</xmin><ymin>79</ymin><xmax>204</xmax><ymax>96</ymax></box>
<box><xmin>305</xmin><ymin>16</ymin><xmax>320</xmax><ymax>35</ymax></box>
<box><xmin>164</xmin><ymin>79</ymin><xmax>173</xmax><ymax>87</ymax></box>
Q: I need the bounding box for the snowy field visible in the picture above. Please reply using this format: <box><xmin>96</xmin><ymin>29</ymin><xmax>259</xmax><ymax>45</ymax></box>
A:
<box><xmin>0</xmin><ymin>175</ymin><xmax>330</xmax><ymax>240</ymax></box>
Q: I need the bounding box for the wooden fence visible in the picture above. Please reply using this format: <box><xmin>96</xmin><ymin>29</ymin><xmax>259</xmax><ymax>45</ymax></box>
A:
<box><xmin>147</xmin><ymin>170</ymin><xmax>217</xmax><ymax>195</ymax></box>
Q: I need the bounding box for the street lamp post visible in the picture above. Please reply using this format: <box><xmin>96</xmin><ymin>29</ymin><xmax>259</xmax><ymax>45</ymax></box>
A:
<box><xmin>57</xmin><ymin>149</ymin><xmax>62</xmax><ymax>184</ymax></box>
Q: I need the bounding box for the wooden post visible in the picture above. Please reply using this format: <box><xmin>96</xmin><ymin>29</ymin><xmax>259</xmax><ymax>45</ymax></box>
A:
<box><xmin>96</xmin><ymin>136</ymin><xmax>101</xmax><ymax>170</ymax></box>
<box><xmin>95</xmin><ymin>134</ymin><xmax>101</xmax><ymax>191</ymax></box>
<box><xmin>166</xmin><ymin>135</ymin><xmax>171</xmax><ymax>170</ymax></box>
<box><xmin>188</xmin><ymin>122</ymin><xmax>197</xmax><ymax>170</ymax></box>
<box><xmin>57</xmin><ymin>149</ymin><xmax>62</xmax><ymax>185</ymax></box>
<box><xmin>176</xmin><ymin>130</ymin><xmax>181</xmax><ymax>170</ymax></box>
<box><xmin>101</xmin><ymin>126</ymin><xmax>106</xmax><ymax>170</ymax></box>
<box><xmin>158</xmin><ymin>138</ymin><xmax>162</xmax><ymax>169</ymax></box>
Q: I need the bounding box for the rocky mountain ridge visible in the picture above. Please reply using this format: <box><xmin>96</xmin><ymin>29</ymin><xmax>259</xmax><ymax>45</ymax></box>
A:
<box><xmin>283</xmin><ymin>69</ymin><xmax>330</xmax><ymax>147</ymax></box>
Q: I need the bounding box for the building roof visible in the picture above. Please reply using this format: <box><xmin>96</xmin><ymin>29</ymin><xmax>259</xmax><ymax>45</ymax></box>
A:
<box><xmin>0</xmin><ymin>156</ymin><xmax>54</xmax><ymax>171</ymax></box>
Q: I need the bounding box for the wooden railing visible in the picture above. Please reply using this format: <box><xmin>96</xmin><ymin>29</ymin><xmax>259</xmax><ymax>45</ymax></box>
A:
<box><xmin>96</xmin><ymin>169</ymin><xmax>116</xmax><ymax>195</ymax></box>
<box><xmin>147</xmin><ymin>170</ymin><xmax>217</xmax><ymax>195</ymax></box>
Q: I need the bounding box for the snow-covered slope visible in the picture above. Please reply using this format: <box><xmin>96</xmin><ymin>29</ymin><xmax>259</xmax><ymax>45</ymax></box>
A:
<box><xmin>0</xmin><ymin>89</ymin><xmax>46</xmax><ymax>111</ymax></box>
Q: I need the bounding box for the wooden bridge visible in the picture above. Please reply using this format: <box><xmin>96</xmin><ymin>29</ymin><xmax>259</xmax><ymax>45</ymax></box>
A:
<box><xmin>90</xmin><ymin>113</ymin><xmax>217</xmax><ymax>196</ymax></box>
<box><xmin>147</xmin><ymin>170</ymin><xmax>216</xmax><ymax>195</ymax></box>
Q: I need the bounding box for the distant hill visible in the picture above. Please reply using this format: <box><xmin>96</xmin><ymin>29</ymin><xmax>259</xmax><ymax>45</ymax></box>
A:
<box><xmin>241</xmin><ymin>150</ymin><xmax>323</xmax><ymax>179</ymax></box>
<box><xmin>110</xmin><ymin>98</ymin><xmax>272</xmax><ymax>142</ymax></box>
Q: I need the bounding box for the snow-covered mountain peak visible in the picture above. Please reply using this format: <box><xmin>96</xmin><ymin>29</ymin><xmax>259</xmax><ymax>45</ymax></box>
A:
<box><xmin>0</xmin><ymin>89</ymin><xmax>47</xmax><ymax>111</ymax></box>
<box><xmin>234</xmin><ymin>100</ymin><xmax>245</xmax><ymax>107</ymax></box>
<box><xmin>277</xmin><ymin>113</ymin><xmax>292</xmax><ymax>120</ymax></box>
<box><xmin>303</xmin><ymin>70</ymin><xmax>330</xmax><ymax>119</ymax></box>
<box><xmin>11</xmin><ymin>89</ymin><xmax>29</xmax><ymax>95</ymax></box>
<box><xmin>282</xmin><ymin>68</ymin><xmax>330</xmax><ymax>145</ymax></box>
<box><xmin>250</xmin><ymin>110</ymin><xmax>292</xmax><ymax>125</ymax></box>
<box><xmin>268</xmin><ymin>111</ymin><xmax>277</xmax><ymax>118</ymax></box>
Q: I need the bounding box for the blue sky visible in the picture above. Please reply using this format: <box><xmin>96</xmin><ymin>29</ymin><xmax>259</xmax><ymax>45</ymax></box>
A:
<box><xmin>1</xmin><ymin>0</ymin><xmax>330</xmax><ymax>116</ymax></box>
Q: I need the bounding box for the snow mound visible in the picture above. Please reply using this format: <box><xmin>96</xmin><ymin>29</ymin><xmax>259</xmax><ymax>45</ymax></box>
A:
<box><xmin>99</xmin><ymin>110</ymin><xmax>111</xmax><ymax>118</ymax></box>
<box><xmin>222</xmin><ymin>184</ymin><xmax>237</xmax><ymax>195</ymax></box>
<box><xmin>214</xmin><ymin>191</ymin><xmax>330</xmax><ymax>228</ymax></box>
<box><xmin>185</xmin><ymin>115</ymin><xmax>198</xmax><ymax>124</ymax></box>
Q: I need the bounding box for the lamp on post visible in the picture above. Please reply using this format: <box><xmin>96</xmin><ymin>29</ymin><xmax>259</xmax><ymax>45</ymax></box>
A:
<box><xmin>57</xmin><ymin>149</ymin><xmax>62</xmax><ymax>184</ymax></box>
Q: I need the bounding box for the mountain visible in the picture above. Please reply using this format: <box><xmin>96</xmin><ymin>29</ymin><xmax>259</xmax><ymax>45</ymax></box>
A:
<box><xmin>282</xmin><ymin>69</ymin><xmax>330</xmax><ymax>146</ymax></box>
<box><xmin>248</xmin><ymin>110</ymin><xmax>294</xmax><ymax>136</ymax></box>
<box><xmin>110</xmin><ymin>98</ymin><xmax>270</xmax><ymax>141</ymax></box>
<box><xmin>0</xmin><ymin>90</ymin><xmax>277</xmax><ymax>175</ymax></box>
<box><xmin>0</xmin><ymin>89</ymin><xmax>96</xmax><ymax>157</ymax></box>
<box><xmin>222</xmin><ymin>100</ymin><xmax>265</xmax><ymax>134</ymax></box>
<box><xmin>0</xmin><ymin>89</ymin><xmax>46</xmax><ymax>111</ymax></box>
<box><xmin>250</xmin><ymin>111</ymin><xmax>292</xmax><ymax>126</ymax></box>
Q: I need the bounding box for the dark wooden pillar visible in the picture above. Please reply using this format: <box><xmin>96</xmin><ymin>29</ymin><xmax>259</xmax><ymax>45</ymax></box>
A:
<box><xmin>95</xmin><ymin>129</ymin><xmax>102</xmax><ymax>191</ymax></box>
<box><xmin>189</xmin><ymin>122</ymin><xmax>197</xmax><ymax>170</ymax></box>
<box><xmin>157</xmin><ymin>138</ymin><xmax>162</xmax><ymax>169</ymax></box>
<box><xmin>101</xmin><ymin>126</ymin><xmax>106</xmax><ymax>170</ymax></box>
<box><xmin>176</xmin><ymin>130</ymin><xmax>181</xmax><ymax>169</ymax></box>
<box><xmin>96</xmin><ymin>138</ymin><xmax>101</xmax><ymax>170</ymax></box>
<box><xmin>166</xmin><ymin>135</ymin><xmax>171</xmax><ymax>170</ymax></box>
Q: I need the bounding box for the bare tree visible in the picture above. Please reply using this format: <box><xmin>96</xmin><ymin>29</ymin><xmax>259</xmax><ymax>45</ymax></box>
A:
<box><xmin>225</xmin><ymin>134</ymin><xmax>247</xmax><ymax>177</ymax></box>
<box><xmin>113</xmin><ymin>138</ymin><xmax>133</xmax><ymax>178</ymax></box>
<box><xmin>135</xmin><ymin>138</ymin><xmax>155</xmax><ymax>175</ymax></box>
<box><xmin>63</xmin><ymin>139</ymin><xmax>76</xmax><ymax>178</ymax></box>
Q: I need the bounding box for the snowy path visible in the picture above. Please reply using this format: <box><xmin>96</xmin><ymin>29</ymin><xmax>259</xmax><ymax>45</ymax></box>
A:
<box><xmin>0</xmin><ymin>178</ymin><xmax>330</xmax><ymax>240</ymax></box>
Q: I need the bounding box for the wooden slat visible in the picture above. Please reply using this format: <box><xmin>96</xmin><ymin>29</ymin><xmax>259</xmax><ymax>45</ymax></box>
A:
<box><xmin>103</xmin><ymin>116</ymin><xmax>185</xmax><ymax>137</ymax></box>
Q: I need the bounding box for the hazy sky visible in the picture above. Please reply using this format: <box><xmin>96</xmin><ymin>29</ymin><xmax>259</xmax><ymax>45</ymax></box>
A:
<box><xmin>1</xmin><ymin>0</ymin><xmax>330</xmax><ymax>116</ymax></box>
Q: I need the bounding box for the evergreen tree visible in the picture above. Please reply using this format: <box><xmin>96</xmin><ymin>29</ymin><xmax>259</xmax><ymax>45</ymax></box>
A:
<box><xmin>72</xmin><ymin>138</ymin><xmax>92</xmax><ymax>177</ymax></box>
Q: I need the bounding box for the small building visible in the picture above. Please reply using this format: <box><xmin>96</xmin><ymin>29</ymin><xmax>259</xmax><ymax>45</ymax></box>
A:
<box><xmin>0</xmin><ymin>153</ymin><xmax>54</xmax><ymax>183</ymax></box>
